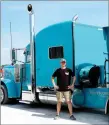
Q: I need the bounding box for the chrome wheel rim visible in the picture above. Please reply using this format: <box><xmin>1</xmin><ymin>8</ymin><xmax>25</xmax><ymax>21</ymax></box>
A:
<box><xmin>0</xmin><ymin>88</ymin><xmax>4</xmax><ymax>103</ymax></box>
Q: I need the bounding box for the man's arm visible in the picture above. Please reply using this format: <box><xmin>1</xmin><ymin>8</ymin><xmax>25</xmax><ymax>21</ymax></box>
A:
<box><xmin>51</xmin><ymin>70</ymin><xmax>59</xmax><ymax>90</ymax></box>
<box><xmin>52</xmin><ymin>77</ymin><xmax>56</xmax><ymax>86</ymax></box>
<box><xmin>68</xmin><ymin>70</ymin><xmax>76</xmax><ymax>89</ymax></box>
<box><xmin>71</xmin><ymin>76</ymin><xmax>76</xmax><ymax>87</ymax></box>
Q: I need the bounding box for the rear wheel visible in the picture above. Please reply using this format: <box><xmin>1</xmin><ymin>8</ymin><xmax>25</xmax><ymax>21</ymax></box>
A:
<box><xmin>0</xmin><ymin>85</ymin><xmax>9</xmax><ymax>104</ymax></box>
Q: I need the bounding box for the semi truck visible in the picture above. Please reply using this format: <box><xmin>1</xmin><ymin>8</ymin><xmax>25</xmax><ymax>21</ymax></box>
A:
<box><xmin>0</xmin><ymin>4</ymin><xmax>109</xmax><ymax>114</ymax></box>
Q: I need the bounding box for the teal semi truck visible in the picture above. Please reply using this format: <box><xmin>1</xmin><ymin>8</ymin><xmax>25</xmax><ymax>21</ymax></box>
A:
<box><xmin>0</xmin><ymin>4</ymin><xmax>109</xmax><ymax>114</ymax></box>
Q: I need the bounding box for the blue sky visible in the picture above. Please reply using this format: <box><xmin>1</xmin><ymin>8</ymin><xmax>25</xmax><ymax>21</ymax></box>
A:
<box><xmin>1</xmin><ymin>1</ymin><xmax>108</xmax><ymax>65</ymax></box>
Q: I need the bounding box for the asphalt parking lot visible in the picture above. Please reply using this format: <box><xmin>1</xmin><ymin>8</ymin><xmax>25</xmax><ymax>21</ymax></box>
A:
<box><xmin>1</xmin><ymin>101</ymin><xmax>109</xmax><ymax>124</ymax></box>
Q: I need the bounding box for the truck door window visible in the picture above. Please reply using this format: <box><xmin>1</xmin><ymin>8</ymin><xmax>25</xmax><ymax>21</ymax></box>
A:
<box><xmin>49</xmin><ymin>46</ymin><xmax>64</xmax><ymax>59</ymax></box>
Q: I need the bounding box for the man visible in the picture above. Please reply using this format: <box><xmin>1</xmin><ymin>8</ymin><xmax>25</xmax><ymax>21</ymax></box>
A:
<box><xmin>52</xmin><ymin>58</ymin><xmax>76</xmax><ymax>120</ymax></box>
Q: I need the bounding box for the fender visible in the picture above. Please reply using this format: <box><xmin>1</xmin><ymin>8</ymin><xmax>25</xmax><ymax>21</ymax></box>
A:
<box><xmin>72</xmin><ymin>89</ymin><xmax>84</xmax><ymax>108</ymax></box>
<box><xmin>105</xmin><ymin>98</ymin><xmax>109</xmax><ymax>114</ymax></box>
<box><xmin>1</xmin><ymin>78</ymin><xmax>18</xmax><ymax>98</ymax></box>
<box><xmin>72</xmin><ymin>94</ymin><xmax>80</xmax><ymax>108</ymax></box>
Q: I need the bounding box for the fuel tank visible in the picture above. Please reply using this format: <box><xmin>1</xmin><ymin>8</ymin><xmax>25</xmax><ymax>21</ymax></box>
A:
<box><xmin>38</xmin><ymin>89</ymin><xmax>84</xmax><ymax>108</ymax></box>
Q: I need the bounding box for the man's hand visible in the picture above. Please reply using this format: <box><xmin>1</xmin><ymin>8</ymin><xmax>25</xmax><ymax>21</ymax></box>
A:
<box><xmin>68</xmin><ymin>85</ymin><xmax>74</xmax><ymax>90</ymax></box>
<box><xmin>52</xmin><ymin>77</ymin><xmax>59</xmax><ymax>90</ymax></box>
<box><xmin>54</xmin><ymin>85</ymin><xmax>59</xmax><ymax>90</ymax></box>
<box><xmin>68</xmin><ymin>76</ymin><xmax>76</xmax><ymax>90</ymax></box>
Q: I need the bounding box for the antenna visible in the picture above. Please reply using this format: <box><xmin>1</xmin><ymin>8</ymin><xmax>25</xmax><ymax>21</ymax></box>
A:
<box><xmin>10</xmin><ymin>22</ymin><xmax>13</xmax><ymax>61</ymax></box>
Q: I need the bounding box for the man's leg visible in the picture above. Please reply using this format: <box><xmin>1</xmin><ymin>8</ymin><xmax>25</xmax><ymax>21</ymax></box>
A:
<box><xmin>64</xmin><ymin>91</ymin><xmax>73</xmax><ymax>115</ymax></box>
<box><xmin>56</xmin><ymin>101</ymin><xmax>62</xmax><ymax>115</ymax></box>
<box><xmin>54</xmin><ymin>91</ymin><xmax>63</xmax><ymax>119</ymax></box>
<box><xmin>64</xmin><ymin>91</ymin><xmax>76</xmax><ymax>120</ymax></box>
<box><xmin>67</xmin><ymin>100</ymin><xmax>73</xmax><ymax>116</ymax></box>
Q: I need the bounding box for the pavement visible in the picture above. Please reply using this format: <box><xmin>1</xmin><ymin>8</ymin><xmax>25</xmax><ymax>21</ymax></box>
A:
<box><xmin>1</xmin><ymin>101</ymin><xmax>109</xmax><ymax>124</ymax></box>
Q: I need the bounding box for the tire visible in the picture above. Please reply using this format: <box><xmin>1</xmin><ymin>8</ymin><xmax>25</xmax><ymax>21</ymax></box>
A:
<box><xmin>0</xmin><ymin>85</ymin><xmax>9</xmax><ymax>104</ymax></box>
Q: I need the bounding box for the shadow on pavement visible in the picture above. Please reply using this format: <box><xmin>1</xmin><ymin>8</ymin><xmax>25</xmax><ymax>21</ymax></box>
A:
<box><xmin>2</xmin><ymin>101</ymin><xmax>105</xmax><ymax>114</ymax></box>
<box><xmin>2</xmin><ymin>102</ymin><xmax>109</xmax><ymax>124</ymax></box>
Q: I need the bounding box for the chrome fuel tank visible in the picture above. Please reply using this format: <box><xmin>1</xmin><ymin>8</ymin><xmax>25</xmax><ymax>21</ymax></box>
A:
<box><xmin>39</xmin><ymin>92</ymin><xmax>67</xmax><ymax>106</ymax></box>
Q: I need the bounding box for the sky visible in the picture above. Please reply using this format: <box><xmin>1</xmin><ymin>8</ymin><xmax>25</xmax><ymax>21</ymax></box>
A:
<box><xmin>1</xmin><ymin>1</ymin><xmax>108</xmax><ymax>65</ymax></box>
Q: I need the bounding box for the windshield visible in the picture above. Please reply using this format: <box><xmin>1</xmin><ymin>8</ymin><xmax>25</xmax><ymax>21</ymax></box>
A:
<box><xmin>13</xmin><ymin>49</ymin><xmax>25</xmax><ymax>64</ymax></box>
<box><xmin>11</xmin><ymin>48</ymin><xmax>31</xmax><ymax>64</ymax></box>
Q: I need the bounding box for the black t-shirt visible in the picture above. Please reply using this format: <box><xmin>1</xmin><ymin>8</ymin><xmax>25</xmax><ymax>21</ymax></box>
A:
<box><xmin>52</xmin><ymin>68</ymin><xmax>75</xmax><ymax>91</ymax></box>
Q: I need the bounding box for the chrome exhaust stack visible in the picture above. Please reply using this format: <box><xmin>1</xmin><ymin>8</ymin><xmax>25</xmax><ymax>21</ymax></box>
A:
<box><xmin>27</xmin><ymin>4</ymin><xmax>36</xmax><ymax>101</ymax></box>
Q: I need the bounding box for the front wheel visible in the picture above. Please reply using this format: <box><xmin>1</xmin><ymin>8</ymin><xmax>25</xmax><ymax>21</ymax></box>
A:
<box><xmin>0</xmin><ymin>85</ymin><xmax>9</xmax><ymax>104</ymax></box>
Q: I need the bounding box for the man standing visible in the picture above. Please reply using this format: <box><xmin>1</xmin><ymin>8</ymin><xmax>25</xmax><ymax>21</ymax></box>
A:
<box><xmin>52</xmin><ymin>58</ymin><xmax>76</xmax><ymax>120</ymax></box>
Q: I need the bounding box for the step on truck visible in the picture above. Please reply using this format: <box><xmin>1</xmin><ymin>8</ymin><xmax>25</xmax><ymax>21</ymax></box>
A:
<box><xmin>0</xmin><ymin>4</ymin><xmax>109</xmax><ymax>115</ymax></box>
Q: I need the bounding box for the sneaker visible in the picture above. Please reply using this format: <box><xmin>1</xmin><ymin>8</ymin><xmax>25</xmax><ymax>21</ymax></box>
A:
<box><xmin>54</xmin><ymin>115</ymin><xmax>60</xmax><ymax>120</ymax></box>
<box><xmin>70</xmin><ymin>115</ymin><xmax>76</xmax><ymax>120</ymax></box>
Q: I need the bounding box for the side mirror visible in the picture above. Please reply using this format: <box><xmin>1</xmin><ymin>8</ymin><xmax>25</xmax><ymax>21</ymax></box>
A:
<box><xmin>11</xmin><ymin>49</ymin><xmax>16</xmax><ymax>64</ymax></box>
